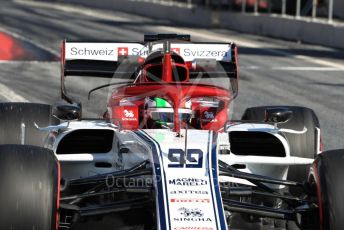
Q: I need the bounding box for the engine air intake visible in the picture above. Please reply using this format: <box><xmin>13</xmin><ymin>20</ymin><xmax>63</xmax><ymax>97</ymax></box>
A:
<box><xmin>56</xmin><ymin>129</ymin><xmax>114</xmax><ymax>154</ymax></box>
<box><xmin>229</xmin><ymin>131</ymin><xmax>286</xmax><ymax>157</ymax></box>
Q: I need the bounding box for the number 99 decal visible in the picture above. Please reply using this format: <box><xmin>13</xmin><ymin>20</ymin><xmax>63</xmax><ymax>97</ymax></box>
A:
<box><xmin>168</xmin><ymin>149</ymin><xmax>203</xmax><ymax>168</ymax></box>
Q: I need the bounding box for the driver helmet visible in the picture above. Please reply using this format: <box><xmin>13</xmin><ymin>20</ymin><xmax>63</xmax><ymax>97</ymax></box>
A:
<box><xmin>144</xmin><ymin>97</ymin><xmax>192</xmax><ymax>128</ymax></box>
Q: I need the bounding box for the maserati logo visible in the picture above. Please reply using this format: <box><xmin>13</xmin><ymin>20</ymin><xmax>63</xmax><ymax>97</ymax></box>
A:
<box><xmin>174</xmin><ymin>207</ymin><xmax>212</xmax><ymax>222</ymax></box>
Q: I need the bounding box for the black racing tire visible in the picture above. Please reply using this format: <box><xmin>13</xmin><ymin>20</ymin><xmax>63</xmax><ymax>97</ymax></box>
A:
<box><xmin>0</xmin><ymin>103</ymin><xmax>58</xmax><ymax>146</ymax></box>
<box><xmin>0</xmin><ymin>145</ymin><xmax>59</xmax><ymax>230</ymax></box>
<box><xmin>242</xmin><ymin>106</ymin><xmax>320</xmax><ymax>195</ymax></box>
<box><xmin>309</xmin><ymin>149</ymin><xmax>344</xmax><ymax>230</ymax></box>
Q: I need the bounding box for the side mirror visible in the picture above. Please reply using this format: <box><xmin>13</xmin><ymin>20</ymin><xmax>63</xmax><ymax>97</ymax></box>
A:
<box><xmin>265</xmin><ymin>108</ymin><xmax>292</xmax><ymax>123</ymax></box>
<box><xmin>52</xmin><ymin>103</ymin><xmax>81</xmax><ymax>121</ymax></box>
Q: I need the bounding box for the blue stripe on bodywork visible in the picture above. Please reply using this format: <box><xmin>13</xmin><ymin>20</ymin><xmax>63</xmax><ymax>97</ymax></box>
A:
<box><xmin>136</xmin><ymin>130</ymin><xmax>226</xmax><ymax>230</ymax></box>
<box><xmin>135</xmin><ymin>130</ymin><xmax>171</xmax><ymax>230</ymax></box>
<box><xmin>207</xmin><ymin>131</ymin><xmax>220</xmax><ymax>230</ymax></box>
<box><xmin>210</xmin><ymin>132</ymin><xmax>227</xmax><ymax>229</ymax></box>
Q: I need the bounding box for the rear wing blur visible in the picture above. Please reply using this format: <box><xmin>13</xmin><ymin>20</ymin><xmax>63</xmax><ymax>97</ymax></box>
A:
<box><xmin>60</xmin><ymin>39</ymin><xmax>238</xmax><ymax>103</ymax></box>
<box><xmin>61</xmin><ymin>41</ymin><xmax>145</xmax><ymax>78</ymax></box>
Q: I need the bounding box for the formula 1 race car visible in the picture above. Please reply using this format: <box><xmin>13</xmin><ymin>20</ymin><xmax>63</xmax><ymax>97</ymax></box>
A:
<box><xmin>0</xmin><ymin>34</ymin><xmax>343</xmax><ymax>230</ymax></box>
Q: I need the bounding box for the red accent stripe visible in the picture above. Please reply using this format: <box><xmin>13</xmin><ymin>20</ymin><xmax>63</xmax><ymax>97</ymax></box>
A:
<box><xmin>235</xmin><ymin>46</ymin><xmax>239</xmax><ymax>83</ymax></box>
<box><xmin>312</xmin><ymin>161</ymin><xmax>323</xmax><ymax>230</ymax></box>
<box><xmin>0</xmin><ymin>32</ymin><xmax>26</xmax><ymax>60</ymax></box>
<box><xmin>56</xmin><ymin>161</ymin><xmax>61</xmax><ymax>230</ymax></box>
<box><xmin>162</xmin><ymin>53</ymin><xmax>173</xmax><ymax>82</ymax></box>
<box><xmin>61</xmin><ymin>40</ymin><xmax>65</xmax><ymax>65</ymax></box>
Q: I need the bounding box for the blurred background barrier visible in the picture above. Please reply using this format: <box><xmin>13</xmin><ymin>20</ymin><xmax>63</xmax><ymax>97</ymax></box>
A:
<box><xmin>63</xmin><ymin>0</ymin><xmax>344</xmax><ymax>49</ymax></box>
<box><xmin>135</xmin><ymin>0</ymin><xmax>342</xmax><ymax>22</ymax></box>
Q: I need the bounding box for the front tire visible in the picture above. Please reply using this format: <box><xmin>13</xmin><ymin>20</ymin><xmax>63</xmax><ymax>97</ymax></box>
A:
<box><xmin>0</xmin><ymin>145</ymin><xmax>59</xmax><ymax>230</ymax></box>
<box><xmin>309</xmin><ymin>149</ymin><xmax>344</xmax><ymax>230</ymax></box>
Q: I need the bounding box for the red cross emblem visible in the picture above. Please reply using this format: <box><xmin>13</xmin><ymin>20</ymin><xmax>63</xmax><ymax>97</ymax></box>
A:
<box><xmin>117</xmin><ymin>47</ymin><xmax>129</xmax><ymax>56</ymax></box>
<box><xmin>171</xmin><ymin>48</ymin><xmax>180</xmax><ymax>54</ymax></box>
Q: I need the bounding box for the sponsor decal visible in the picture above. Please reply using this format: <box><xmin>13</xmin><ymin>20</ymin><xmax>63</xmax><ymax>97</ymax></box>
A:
<box><xmin>122</xmin><ymin>109</ymin><xmax>137</xmax><ymax>121</ymax></box>
<box><xmin>172</xmin><ymin>205</ymin><xmax>212</xmax><ymax>223</ymax></box>
<box><xmin>178</xmin><ymin>207</ymin><xmax>204</xmax><ymax>217</ymax></box>
<box><xmin>170</xmin><ymin>198</ymin><xmax>210</xmax><ymax>203</ymax></box>
<box><xmin>65</xmin><ymin>43</ymin><xmax>231</xmax><ymax>63</ymax></box>
<box><xmin>204</xmin><ymin>111</ymin><xmax>214</xmax><ymax>120</ymax></box>
<box><xmin>171</xmin><ymin>48</ymin><xmax>180</xmax><ymax>54</ymax></box>
<box><xmin>69</xmin><ymin>47</ymin><xmax>114</xmax><ymax>56</ymax></box>
<box><xmin>170</xmin><ymin>190</ymin><xmax>209</xmax><ymax>195</ymax></box>
<box><xmin>123</xmin><ymin>109</ymin><xmax>134</xmax><ymax>118</ymax></box>
<box><xmin>151</xmin><ymin>43</ymin><xmax>231</xmax><ymax>61</ymax></box>
<box><xmin>168</xmin><ymin>149</ymin><xmax>203</xmax><ymax>168</ymax></box>
<box><xmin>201</xmin><ymin>108</ymin><xmax>218</xmax><ymax>123</ymax></box>
<box><xmin>65</xmin><ymin>42</ymin><xmax>231</xmax><ymax>57</ymax></box>
<box><xmin>183</xmin><ymin>48</ymin><xmax>229</xmax><ymax>59</ymax></box>
<box><xmin>132</xmin><ymin>47</ymin><xmax>149</xmax><ymax>56</ymax></box>
<box><xmin>174</xmin><ymin>207</ymin><xmax>212</xmax><ymax>222</ymax></box>
<box><xmin>169</xmin><ymin>178</ymin><xmax>208</xmax><ymax>186</ymax></box>
<box><xmin>117</xmin><ymin>47</ymin><xmax>129</xmax><ymax>56</ymax></box>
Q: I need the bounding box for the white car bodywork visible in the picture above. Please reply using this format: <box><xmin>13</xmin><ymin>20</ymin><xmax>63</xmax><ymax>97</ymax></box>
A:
<box><xmin>40</xmin><ymin>119</ymin><xmax>317</xmax><ymax>229</ymax></box>
<box><xmin>44</xmin><ymin>120</ymin><xmax>314</xmax><ymax>190</ymax></box>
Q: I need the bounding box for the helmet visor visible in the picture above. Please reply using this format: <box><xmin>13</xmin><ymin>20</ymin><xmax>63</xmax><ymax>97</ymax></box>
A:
<box><xmin>149</xmin><ymin>108</ymin><xmax>192</xmax><ymax>124</ymax></box>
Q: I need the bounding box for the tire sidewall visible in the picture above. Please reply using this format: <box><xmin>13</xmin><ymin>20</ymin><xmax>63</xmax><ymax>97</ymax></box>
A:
<box><xmin>0</xmin><ymin>145</ymin><xmax>58</xmax><ymax>230</ymax></box>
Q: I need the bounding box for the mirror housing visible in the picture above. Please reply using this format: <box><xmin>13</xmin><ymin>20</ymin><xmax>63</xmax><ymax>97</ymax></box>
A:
<box><xmin>265</xmin><ymin>108</ymin><xmax>292</xmax><ymax>123</ymax></box>
<box><xmin>52</xmin><ymin>103</ymin><xmax>81</xmax><ymax>121</ymax></box>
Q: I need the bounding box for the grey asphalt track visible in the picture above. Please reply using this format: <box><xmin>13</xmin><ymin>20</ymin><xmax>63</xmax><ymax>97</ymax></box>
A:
<box><xmin>0</xmin><ymin>0</ymin><xmax>343</xmax><ymax>229</ymax></box>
